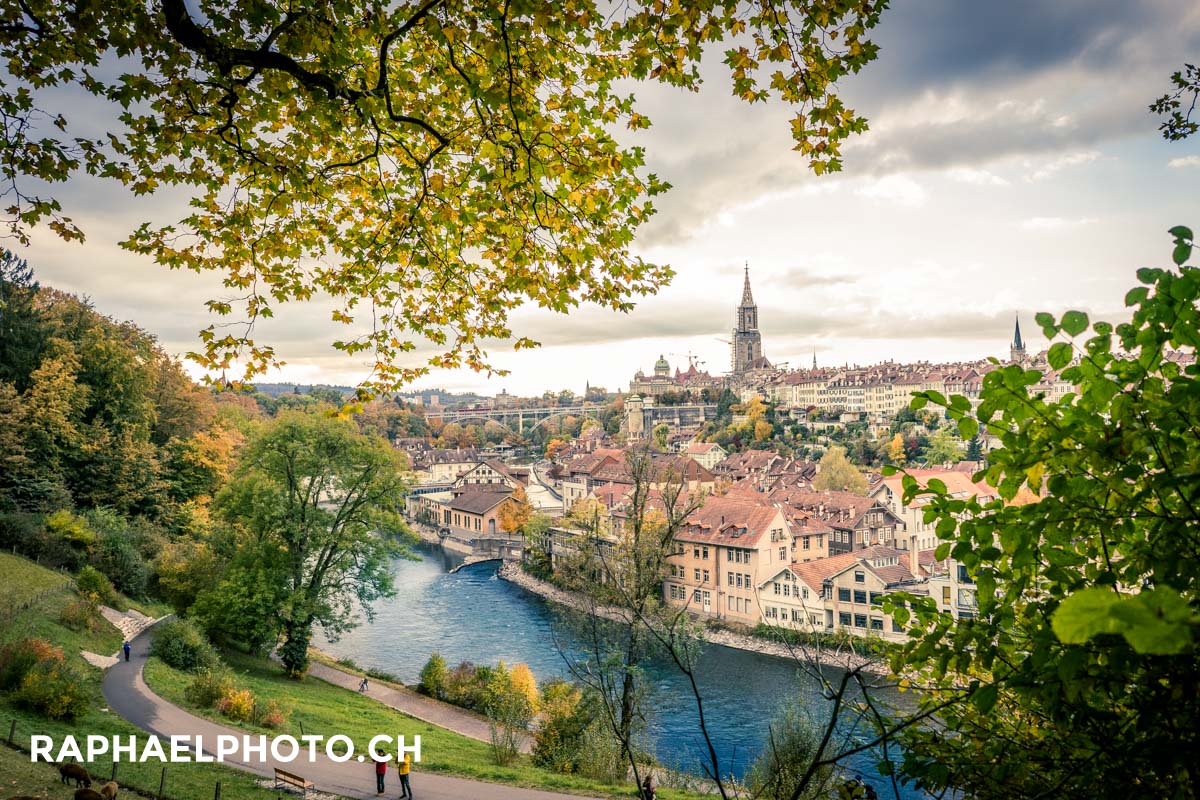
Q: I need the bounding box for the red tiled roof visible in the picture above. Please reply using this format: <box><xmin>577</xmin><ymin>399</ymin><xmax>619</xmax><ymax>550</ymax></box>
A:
<box><xmin>676</xmin><ymin>496</ymin><xmax>784</xmax><ymax>547</ymax></box>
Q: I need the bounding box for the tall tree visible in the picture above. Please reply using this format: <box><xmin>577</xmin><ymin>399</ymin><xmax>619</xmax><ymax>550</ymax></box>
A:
<box><xmin>217</xmin><ymin>411</ymin><xmax>412</xmax><ymax>676</ymax></box>
<box><xmin>0</xmin><ymin>249</ymin><xmax>45</xmax><ymax>391</ymax></box>
<box><xmin>812</xmin><ymin>445</ymin><xmax>868</xmax><ymax>494</ymax></box>
<box><xmin>0</xmin><ymin>0</ymin><xmax>885</xmax><ymax>394</ymax></box>
<box><xmin>887</xmin><ymin>228</ymin><xmax>1200</xmax><ymax>798</ymax></box>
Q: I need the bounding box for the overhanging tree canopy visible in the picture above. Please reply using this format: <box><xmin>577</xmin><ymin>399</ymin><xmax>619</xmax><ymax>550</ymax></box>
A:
<box><xmin>0</xmin><ymin>0</ymin><xmax>885</xmax><ymax>394</ymax></box>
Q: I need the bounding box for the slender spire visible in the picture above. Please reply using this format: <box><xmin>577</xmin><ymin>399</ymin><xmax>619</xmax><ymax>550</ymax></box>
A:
<box><xmin>812</xmin><ymin>350</ymin><xmax>817</xmax><ymax>370</ymax></box>
<box><xmin>741</xmin><ymin>262</ymin><xmax>755</xmax><ymax>306</ymax></box>
<box><xmin>1013</xmin><ymin>314</ymin><xmax>1024</xmax><ymax>349</ymax></box>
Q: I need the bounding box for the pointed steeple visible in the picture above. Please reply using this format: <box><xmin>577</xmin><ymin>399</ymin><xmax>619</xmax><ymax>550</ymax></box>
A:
<box><xmin>1010</xmin><ymin>314</ymin><xmax>1027</xmax><ymax>363</ymax></box>
<box><xmin>812</xmin><ymin>350</ymin><xmax>817</xmax><ymax>370</ymax></box>
<box><xmin>741</xmin><ymin>262</ymin><xmax>755</xmax><ymax>306</ymax></box>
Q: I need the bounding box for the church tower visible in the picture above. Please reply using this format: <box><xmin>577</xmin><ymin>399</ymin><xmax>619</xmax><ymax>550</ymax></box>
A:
<box><xmin>732</xmin><ymin>265</ymin><xmax>765</xmax><ymax>374</ymax></box>
<box><xmin>1010</xmin><ymin>315</ymin><xmax>1027</xmax><ymax>363</ymax></box>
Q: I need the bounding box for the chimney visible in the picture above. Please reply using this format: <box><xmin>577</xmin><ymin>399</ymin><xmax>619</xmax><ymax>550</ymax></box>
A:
<box><xmin>909</xmin><ymin>533</ymin><xmax>919</xmax><ymax>577</ymax></box>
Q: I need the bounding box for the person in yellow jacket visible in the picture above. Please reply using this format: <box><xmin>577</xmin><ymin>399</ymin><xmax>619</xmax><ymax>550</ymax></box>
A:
<box><xmin>396</xmin><ymin>752</ymin><xmax>412</xmax><ymax>799</ymax></box>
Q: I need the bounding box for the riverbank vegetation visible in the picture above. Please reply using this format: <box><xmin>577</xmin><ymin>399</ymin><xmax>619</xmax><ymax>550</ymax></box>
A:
<box><xmin>145</xmin><ymin>646</ymin><xmax>708</xmax><ymax>799</ymax></box>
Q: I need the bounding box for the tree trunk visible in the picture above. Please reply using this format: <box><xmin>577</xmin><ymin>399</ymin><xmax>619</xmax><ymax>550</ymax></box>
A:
<box><xmin>279</xmin><ymin>617</ymin><xmax>313</xmax><ymax>678</ymax></box>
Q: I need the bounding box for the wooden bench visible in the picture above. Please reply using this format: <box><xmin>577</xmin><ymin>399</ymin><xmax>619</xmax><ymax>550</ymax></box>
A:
<box><xmin>274</xmin><ymin>767</ymin><xmax>314</xmax><ymax>797</ymax></box>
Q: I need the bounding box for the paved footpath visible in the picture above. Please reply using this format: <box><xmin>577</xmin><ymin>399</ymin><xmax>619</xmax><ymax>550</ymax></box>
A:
<box><xmin>102</xmin><ymin>626</ymin><xmax>596</xmax><ymax>800</ymax></box>
<box><xmin>305</xmin><ymin>660</ymin><xmax>531</xmax><ymax>753</ymax></box>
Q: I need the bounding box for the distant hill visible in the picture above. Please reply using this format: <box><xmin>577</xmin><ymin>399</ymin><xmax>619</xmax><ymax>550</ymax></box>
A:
<box><xmin>251</xmin><ymin>383</ymin><xmax>355</xmax><ymax>398</ymax></box>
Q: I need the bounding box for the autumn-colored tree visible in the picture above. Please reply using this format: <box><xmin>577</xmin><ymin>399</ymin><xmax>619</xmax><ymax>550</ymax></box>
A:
<box><xmin>0</xmin><ymin>1</ymin><xmax>885</xmax><ymax>395</ymax></box>
<box><xmin>886</xmin><ymin>432</ymin><xmax>906</xmax><ymax>465</ymax></box>
<box><xmin>497</xmin><ymin>485</ymin><xmax>533</xmax><ymax>534</ymax></box>
<box><xmin>544</xmin><ymin>438</ymin><xmax>568</xmax><ymax>460</ymax></box>
<box><xmin>754</xmin><ymin>419</ymin><xmax>774</xmax><ymax>443</ymax></box>
<box><xmin>812</xmin><ymin>445</ymin><xmax>868</xmax><ymax>494</ymax></box>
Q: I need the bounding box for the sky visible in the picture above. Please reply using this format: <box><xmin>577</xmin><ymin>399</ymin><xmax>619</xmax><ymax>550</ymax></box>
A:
<box><xmin>16</xmin><ymin>0</ymin><xmax>1200</xmax><ymax>397</ymax></box>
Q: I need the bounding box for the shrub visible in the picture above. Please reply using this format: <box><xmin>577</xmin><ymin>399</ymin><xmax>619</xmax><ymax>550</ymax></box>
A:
<box><xmin>91</xmin><ymin>532</ymin><xmax>148</xmax><ymax>598</ymax></box>
<box><xmin>0</xmin><ymin>638</ymin><xmax>63</xmax><ymax>691</ymax></box>
<box><xmin>46</xmin><ymin>510</ymin><xmax>94</xmax><ymax>549</ymax></box>
<box><xmin>254</xmin><ymin>697</ymin><xmax>288</xmax><ymax>729</ymax></box>
<box><xmin>418</xmin><ymin>652</ymin><xmax>448</xmax><ymax>700</ymax></box>
<box><xmin>745</xmin><ymin>704</ymin><xmax>833</xmax><ymax>800</ymax></box>
<box><xmin>215</xmin><ymin>687</ymin><xmax>256</xmax><ymax>723</ymax></box>
<box><xmin>150</xmin><ymin>619</ymin><xmax>220</xmax><ymax>672</ymax></box>
<box><xmin>184</xmin><ymin>667</ymin><xmax>235</xmax><ymax>709</ymax></box>
<box><xmin>443</xmin><ymin>661</ymin><xmax>481</xmax><ymax>709</ymax></box>
<box><xmin>76</xmin><ymin>565</ymin><xmax>120</xmax><ymax>608</ymax></box>
<box><xmin>58</xmin><ymin>596</ymin><xmax>102</xmax><ymax>632</ymax></box>
<box><xmin>532</xmin><ymin>679</ymin><xmax>586</xmax><ymax>773</ymax></box>
<box><xmin>13</xmin><ymin>660</ymin><xmax>90</xmax><ymax>720</ymax></box>
<box><xmin>366</xmin><ymin>668</ymin><xmax>400</xmax><ymax>683</ymax></box>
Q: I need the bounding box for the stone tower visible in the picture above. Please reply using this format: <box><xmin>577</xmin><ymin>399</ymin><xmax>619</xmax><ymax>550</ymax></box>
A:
<box><xmin>1010</xmin><ymin>315</ymin><xmax>1026</xmax><ymax>364</ymax></box>
<box><xmin>625</xmin><ymin>394</ymin><xmax>645</xmax><ymax>439</ymax></box>
<box><xmin>732</xmin><ymin>265</ymin><xmax>764</xmax><ymax>374</ymax></box>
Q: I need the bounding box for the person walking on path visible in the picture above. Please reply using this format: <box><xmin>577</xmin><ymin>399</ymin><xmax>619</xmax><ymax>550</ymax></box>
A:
<box><xmin>372</xmin><ymin>752</ymin><xmax>387</xmax><ymax>795</ymax></box>
<box><xmin>641</xmin><ymin>774</ymin><xmax>655</xmax><ymax>800</ymax></box>
<box><xmin>397</xmin><ymin>752</ymin><xmax>412</xmax><ymax>799</ymax></box>
<box><xmin>359</xmin><ymin>676</ymin><xmax>369</xmax><ymax>693</ymax></box>
<box><xmin>122</xmin><ymin>641</ymin><xmax>131</xmax><ymax>662</ymax></box>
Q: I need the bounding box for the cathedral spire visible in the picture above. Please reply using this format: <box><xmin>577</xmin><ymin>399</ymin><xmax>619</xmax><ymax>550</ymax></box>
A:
<box><xmin>1012</xmin><ymin>314</ymin><xmax>1024</xmax><ymax>350</ymax></box>
<box><xmin>1010</xmin><ymin>314</ymin><xmax>1027</xmax><ymax>363</ymax></box>
<box><xmin>741</xmin><ymin>262</ymin><xmax>755</xmax><ymax>306</ymax></box>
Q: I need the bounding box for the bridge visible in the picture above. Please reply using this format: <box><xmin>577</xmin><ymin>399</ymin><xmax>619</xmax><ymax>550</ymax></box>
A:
<box><xmin>429</xmin><ymin>403</ymin><xmax>605</xmax><ymax>434</ymax></box>
<box><xmin>444</xmin><ymin>533</ymin><xmax>526</xmax><ymax>572</ymax></box>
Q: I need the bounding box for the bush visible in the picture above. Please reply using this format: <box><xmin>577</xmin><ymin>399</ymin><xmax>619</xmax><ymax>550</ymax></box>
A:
<box><xmin>0</xmin><ymin>638</ymin><xmax>62</xmax><ymax>691</ymax></box>
<box><xmin>745</xmin><ymin>704</ymin><xmax>833</xmax><ymax>800</ymax></box>
<box><xmin>532</xmin><ymin>679</ymin><xmax>587</xmax><ymax>773</ymax></box>
<box><xmin>13</xmin><ymin>660</ymin><xmax>90</xmax><ymax>720</ymax></box>
<box><xmin>184</xmin><ymin>667</ymin><xmax>235</xmax><ymax>709</ymax></box>
<box><xmin>46</xmin><ymin>510</ymin><xmax>94</xmax><ymax>549</ymax></box>
<box><xmin>254</xmin><ymin>697</ymin><xmax>288</xmax><ymax>729</ymax></box>
<box><xmin>443</xmin><ymin>661</ymin><xmax>483</xmax><ymax>709</ymax></box>
<box><xmin>215</xmin><ymin>687</ymin><xmax>256</xmax><ymax>722</ymax></box>
<box><xmin>150</xmin><ymin>619</ymin><xmax>220</xmax><ymax>673</ymax></box>
<box><xmin>418</xmin><ymin>652</ymin><xmax>448</xmax><ymax>700</ymax></box>
<box><xmin>91</xmin><ymin>532</ymin><xmax>148</xmax><ymax>598</ymax></box>
<box><xmin>76</xmin><ymin>565</ymin><xmax>120</xmax><ymax>608</ymax></box>
<box><xmin>58</xmin><ymin>596</ymin><xmax>102</xmax><ymax>632</ymax></box>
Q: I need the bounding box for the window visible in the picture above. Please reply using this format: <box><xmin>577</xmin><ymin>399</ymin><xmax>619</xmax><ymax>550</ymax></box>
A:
<box><xmin>767</xmin><ymin>606</ymin><xmax>777</xmax><ymax>619</ymax></box>
<box><xmin>782</xmin><ymin>584</ymin><xmax>790</xmax><ymax>597</ymax></box>
<box><xmin>693</xmin><ymin>590</ymin><xmax>701</xmax><ymax>603</ymax></box>
<box><xmin>779</xmin><ymin>547</ymin><xmax>786</xmax><ymax>561</ymax></box>
<box><xmin>870</xmin><ymin>617</ymin><xmax>883</xmax><ymax>631</ymax></box>
<box><xmin>892</xmin><ymin>618</ymin><xmax>904</xmax><ymax>633</ymax></box>
<box><xmin>854</xmin><ymin>614</ymin><xmax>867</xmax><ymax>628</ymax></box>
<box><xmin>817</xmin><ymin>535</ymin><xmax>824</xmax><ymax>547</ymax></box>
<box><xmin>702</xmin><ymin>546</ymin><xmax>710</xmax><ymax>560</ymax></box>
<box><xmin>837</xmin><ymin>588</ymin><xmax>851</xmax><ymax>602</ymax></box>
<box><xmin>870</xmin><ymin>592</ymin><xmax>883</xmax><ymax>605</ymax></box>
<box><xmin>744</xmin><ymin>573</ymin><xmax>751</xmax><ymax>586</ymax></box>
<box><xmin>726</xmin><ymin>549</ymin><xmax>733</xmax><ymax>562</ymax></box>
<box><xmin>702</xmin><ymin>569</ymin><xmax>710</xmax><ymax>583</ymax></box>
<box><xmin>801</xmin><ymin>587</ymin><xmax>809</xmax><ymax>600</ymax></box>
<box><xmin>728</xmin><ymin>573</ymin><xmax>734</xmax><ymax>586</ymax></box>
<box><xmin>839</xmin><ymin>612</ymin><xmax>852</xmax><ymax>626</ymax></box>
<box><xmin>942</xmin><ymin>586</ymin><xmax>951</xmax><ymax>604</ymax></box>
<box><xmin>773</xmin><ymin>582</ymin><xmax>781</xmax><ymax>595</ymax></box>
<box><xmin>803</xmin><ymin>537</ymin><xmax>810</xmax><ymax>550</ymax></box>
<box><xmin>736</xmin><ymin>574</ymin><xmax>743</xmax><ymax>588</ymax></box>
<box><xmin>854</xmin><ymin>590</ymin><xmax>867</xmax><ymax>604</ymax></box>
<box><xmin>854</xmin><ymin>571</ymin><xmax>865</xmax><ymax>583</ymax></box>
<box><xmin>693</xmin><ymin>547</ymin><xmax>700</xmax><ymax>559</ymax></box>
<box><xmin>694</xmin><ymin>568</ymin><xmax>701</xmax><ymax>581</ymax></box>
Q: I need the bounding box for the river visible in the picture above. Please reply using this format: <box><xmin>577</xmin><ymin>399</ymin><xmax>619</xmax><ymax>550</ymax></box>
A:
<box><xmin>317</xmin><ymin>546</ymin><xmax>922</xmax><ymax>798</ymax></box>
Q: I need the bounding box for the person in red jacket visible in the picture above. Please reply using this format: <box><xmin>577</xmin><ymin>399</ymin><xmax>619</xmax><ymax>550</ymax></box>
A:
<box><xmin>373</xmin><ymin>752</ymin><xmax>387</xmax><ymax>795</ymax></box>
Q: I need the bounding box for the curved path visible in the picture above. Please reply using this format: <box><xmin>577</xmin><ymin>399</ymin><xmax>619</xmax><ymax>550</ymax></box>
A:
<box><xmin>102</xmin><ymin>626</ymin><xmax>595</xmax><ymax>800</ymax></box>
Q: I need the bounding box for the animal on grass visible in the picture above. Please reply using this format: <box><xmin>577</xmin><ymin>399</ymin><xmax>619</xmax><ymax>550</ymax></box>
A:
<box><xmin>99</xmin><ymin>780</ymin><xmax>119</xmax><ymax>800</ymax></box>
<box><xmin>58</xmin><ymin>762</ymin><xmax>92</xmax><ymax>787</ymax></box>
<box><xmin>74</xmin><ymin>789</ymin><xmax>105</xmax><ymax>800</ymax></box>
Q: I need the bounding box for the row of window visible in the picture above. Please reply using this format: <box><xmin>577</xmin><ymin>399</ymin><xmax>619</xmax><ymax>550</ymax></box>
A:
<box><xmin>764</xmin><ymin>606</ymin><xmax>822</xmax><ymax>626</ymax></box>
<box><xmin>771</xmin><ymin>581</ymin><xmax>810</xmax><ymax>600</ymax></box>
<box><xmin>727</xmin><ymin>572</ymin><xmax>752</xmax><ymax>589</ymax></box>
<box><xmin>836</xmin><ymin>588</ymin><xmax>885</xmax><ymax>605</ymax></box>
<box><xmin>837</xmin><ymin>612</ymin><xmax>900</xmax><ymax>632</ymax></box>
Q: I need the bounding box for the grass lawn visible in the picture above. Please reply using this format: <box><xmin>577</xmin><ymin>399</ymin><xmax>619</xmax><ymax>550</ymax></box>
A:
<box><xmin>0</xmin><ymin>552</ymin><xmax>73</xmax><ymax>614</ymax></box>
<box><xmin>0</xmin><ymin>556</ymin><xmax>284</xmax><ymax>800</ymax></box>
<box><xmin>146</xmin><ymin>649</ymin><xmax>708</xmax><ymax>800</ymax></box>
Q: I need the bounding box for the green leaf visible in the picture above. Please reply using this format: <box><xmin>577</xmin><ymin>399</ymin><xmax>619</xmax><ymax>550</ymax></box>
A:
<box><xmin>1124</xmin><ymin>286</ymin><xmax>1149</xmax><ymax>306</ymax></box>
<box><xmin>972</xmin><ymin>683</ymin><xmax>998</xmax><ymax>714</ymax></box>
<box><xmin>1173</xmin><ymin>241</ymin><xmax>1192</xmax><ymax>266</ymax></box>
<box><xmin>957</xmin><ymin>417</ymin><xmax>979</xmax><ymax>440</ymax></box>
<box><xmin>1060</xmin><ymin>310</ymin><xmax>1089</xmax><ymax>337</ymax></box>
<box><xmin>1047</xmin><ymin>342</ymin><xmax>1072</xmax><ymax>370</ymax></box>
<box><xmin>1167</xmin><ymin>225</ymin><xmax>1193</xmax><ymax>240</ymax></box>
<box><xmin>1053</xmin><ymin>587</ymin><xmax>1196</xmax><ymax>655</ymax></box>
